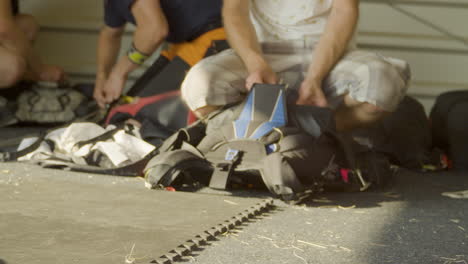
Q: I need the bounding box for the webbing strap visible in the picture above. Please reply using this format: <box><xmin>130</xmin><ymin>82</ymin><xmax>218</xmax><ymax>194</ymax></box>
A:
<box><xmin>73</xmin><ymin>126</ymin><xmax>123</xmax><ymax>149</ymax></box>
<box><xmin>144</xmin><ymin>148</ymin><xmax>209</xmax><ymax>187</ymax></box>
<box><xmin>35</xmin><ymin>149</ymin><xmax>158</xmax><ymax>177</ymax></box>
<box><xmin>0</xmin><ymin>132</ymin><xmax>46</xmax><ymax>162</ymax></box>
<box><xmin>209</xmin><ymin>151</ymin><xmax>243</xmax><ymax>190</ymax></box>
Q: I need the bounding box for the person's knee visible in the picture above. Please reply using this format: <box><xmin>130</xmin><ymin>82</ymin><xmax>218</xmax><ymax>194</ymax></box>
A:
<box><xmin>0</xmin><ymin>56</ymin><xmax>26</xmax><ymax>88</ymax></box>
<box><xmin>360</xmin><ymin>102</ymin><xmax>388</xmax><ymax>118</ymax></box>
<box><xmin>181</xmin><ymin>63</ymin><xmax>214</xmax><ymax>110</ymax></box>
<box><xmin>368</xmin><ymin>58</ymin><xmax>408</xmax><ymax>97</ymax></box>
<box><xmin>182</xmin><ymin>63</ymin><xmax>213</xmax><ymax>91</ymax></box>
<box><xmin>357</xmin><ymin>58</ymin><xmax>408</xmax><ymax>114</ymax></box>
<box><xmin>334</xmin><ymin>101</ymin><xmax>388</xmax><ymax>131</ymax></box>
<box><xmin>194</xmin><ymin>105</ymin><xmax>221</xmax><ymax>119</ymax></box>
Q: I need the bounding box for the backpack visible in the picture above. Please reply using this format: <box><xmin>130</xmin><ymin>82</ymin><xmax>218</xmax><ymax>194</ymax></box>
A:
<box><xmin>430</xmin><ymin>90</ymin><xmax>468</xmax><ymax>171</ymax></box>
<box><xmin>106</xmin><ymin>91</ymin><xmax>193</xmax><ymax>147</ymax></box>
<box><xmin>351</xmin><ymin>96</ymin><xmax>437</xmax><ymax>170</ymax></box>
<box><xmin>0</xmin><ymin>82</ymin><xmax>102</xmax><ymax>127</ymax></box>
<box><xmin>143</xmin><ymin>84</ymin><xmax>388</xmax><ymax>202</ymax></box>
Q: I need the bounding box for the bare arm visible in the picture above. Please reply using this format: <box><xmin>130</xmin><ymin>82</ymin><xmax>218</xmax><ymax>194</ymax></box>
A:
<box><xmin>297</xmin><ymin>0</ymin><xmax>359</xmax><ymax>106</ymax></box>
<box><xmin>223</xmin><ymin>0</ymin><xmax>263</xmax><ymax>72</ymax></box>
<box><xmin>305</xmin><ymin>0</ymin><xmax>359</xmax><ymax>82</ymax></box>
<box><xmin>223</xmin><ymin>0</ymin><xmax>277</xmax><ymax>89</ymax></box>
<box><xmin>109</xmin><ymin>0</ymin><xmax>168</xmax><ymax>81</ymax></box>
<box><xmin>94</xmin><ymin>25</ymin><xmax>124</xmax><ymax>106</ymax></box>
<box><xmin>96</xmin><ymin>0</ymin><xmax>169</xmax><ymax>106</ymax></box>
<box><xmin>95</xmin><ymin>26</ymin><xmax>124</xmax><ymax>84</ymax></box>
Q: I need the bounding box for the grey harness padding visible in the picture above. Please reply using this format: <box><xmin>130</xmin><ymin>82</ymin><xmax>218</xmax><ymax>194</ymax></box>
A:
<box><xmin>144</xmin><ymin>84</ymin><xmax>356</xmax><ymax>202</ymax></box>
<box><xmin>16</xmin><ymin>85</ymin><xmax>87</xmax><ymax>123</ymax></box>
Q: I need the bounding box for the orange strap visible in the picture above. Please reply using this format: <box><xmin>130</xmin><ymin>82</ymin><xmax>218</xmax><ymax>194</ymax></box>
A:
<box><xmin>160</xmin><ymin>28</ymin><xmax>226</xmax><ymax>66</ymax></box>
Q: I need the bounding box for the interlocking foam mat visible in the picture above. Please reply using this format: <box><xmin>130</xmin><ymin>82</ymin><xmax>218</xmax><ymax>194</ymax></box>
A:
<box><xmin>0</xmin><ymin>163</ymin><xmax>273</xmax><ymax>264</ymax></box>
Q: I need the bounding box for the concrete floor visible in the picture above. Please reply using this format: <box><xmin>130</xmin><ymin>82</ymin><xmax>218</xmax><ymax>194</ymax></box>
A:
<box><xmin>194</xmin><ymin>170</ymin><xmax>468</xmax><ymax>264</ymax></box>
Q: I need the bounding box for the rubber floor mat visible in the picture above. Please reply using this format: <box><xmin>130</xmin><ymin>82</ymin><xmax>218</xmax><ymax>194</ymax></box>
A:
<box><xmin>0</xmin><ymin>163</ymin><xmax>273</xmax><ymax>264</ymax></box>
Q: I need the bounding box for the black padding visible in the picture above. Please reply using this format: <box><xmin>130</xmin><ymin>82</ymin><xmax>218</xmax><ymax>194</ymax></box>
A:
<box><xmin>0</xmin><ymin>81</ymin><xmax>33</xmax><ymax>100</ymax></box>
<box><xmin>446</xmin><ymin>101</ymin><xmax>468</xmax><ymax>170</ymax></box>
<box><xmin>290</xmin><ymin>105</ymin><xmax>335</xmax><ymax>138</ymax></box>
<box><xmin>140</xmin><ymin>120</ymin><xmax>180</xmax><ymax>147</ymax></box>
<box><xmin>137</xmin><ymin>95</ymin><xmax>188</xmax><ymax>130</ymax></box>
<box><xmin>381</xmin><ymin>96</ymin><xmax>432</xmax><ymax>168</ymax></box>
<box><xmin>430</xmin><ymin>91</ymin><xmax>468</xmax><ymax>149</ymax></box>
<box><xmin>129</xmin><ymin>57</ymin><xmax>190</xmax><ymax>97</ymax></box>
<box><xmin>353</xmin><ymin>96</ymin><xmax>432</xmax><ymax>169</ymax></box>
<box><xmin>126</xmin><ymin>55</ymin><xmax>170</xmax><ymax>96</ymax></box>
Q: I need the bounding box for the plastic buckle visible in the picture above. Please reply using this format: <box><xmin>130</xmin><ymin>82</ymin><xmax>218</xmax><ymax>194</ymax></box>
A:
<box><xmin>209</xmin><ymin>151</ymin><xmax>243</xmax><ymax>190</ymax></box>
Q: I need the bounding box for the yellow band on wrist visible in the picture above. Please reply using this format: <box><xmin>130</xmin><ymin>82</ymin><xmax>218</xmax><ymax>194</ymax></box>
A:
<box><xmin>127</xmin><ymin>43</ymin><xmax>149</xmax><ymax>65</ymax></box>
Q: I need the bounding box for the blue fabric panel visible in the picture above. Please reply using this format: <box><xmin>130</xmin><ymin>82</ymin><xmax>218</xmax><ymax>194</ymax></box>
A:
<box><xmin>233</xmin><ymin>91</ymin><xmax>255</xmax><ymax>139</ymax></box>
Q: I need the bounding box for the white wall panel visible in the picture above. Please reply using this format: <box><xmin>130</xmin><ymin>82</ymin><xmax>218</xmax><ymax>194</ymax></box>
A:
<box><xmin>358</xmin><ymin>1</ymin><xmax>468</xmax><ymax>112</ymax></box>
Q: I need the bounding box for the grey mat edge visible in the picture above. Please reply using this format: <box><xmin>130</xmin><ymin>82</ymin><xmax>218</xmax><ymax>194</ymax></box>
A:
<box><xmin>152</xmin><ymin>198</ymin><xmax>275</xmax><ymax>264</ymax></box>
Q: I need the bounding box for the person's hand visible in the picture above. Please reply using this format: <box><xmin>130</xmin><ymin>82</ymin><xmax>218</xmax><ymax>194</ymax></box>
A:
<box><xmin>93</xmin><ymin>72</ymin><xmax>126</xmax><ymax>108</ymax></box>
<box><xmin>245</xmin><ymin>64</ymin><xmax>278</xmax><ymax>91</ymax></box>
<box><xmin>102</xmin><ymin>72</ymin><xmax>125</xmax><ymax>104</ymax></box>
<box><xmin>296</xmin><ymin>78</ymin><xmax>328</xmax><ymax>107</ymax></box>
<box><xmin>38</xmin><ymin>64</ymin><xmax>67</xmax><ymax>82</ymax></box>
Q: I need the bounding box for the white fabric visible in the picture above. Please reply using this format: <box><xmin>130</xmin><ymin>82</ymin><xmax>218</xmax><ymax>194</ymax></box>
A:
<box><xmin>18</xmin><ymin>137</ymin><xmax>54</xmax><ymax>161</ymax></box>
<box><xmin>91</xmin><ymin>142</ymin><xmax>129</xmax><ymax>166</ymax></box>
<box><xmin>250</xmin><ymin>0</ymin><xmax>333</xmax><ymax>43</ymax></box>
<box><xmin>442</xmin><ymin>190</ymin><xmax>468</xmax><ymax>199</ymax></box>
<box><xmin>51</xmin><ymin>123</ymin><xmax>108</xmax><ymax>154</ymax></box>
<box><xmin>112</xmin><ymin>130</ymin><xmax>155</xmax><ymax>162</ymax></box>
<box><xmin>17</xmin><ymin>122</ymin><xmax>156</xmax><ymax>167</ymax></box>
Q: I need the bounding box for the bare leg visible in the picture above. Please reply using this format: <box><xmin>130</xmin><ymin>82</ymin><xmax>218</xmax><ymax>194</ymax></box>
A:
<box><xmin>334</xmin><ymin>95</ymin><xmax>389</xmax><ymax>132</ymax></box>
<box><xmin>4</xmin><ymin>14</ymin><xmax>64</xmax><ymax>84</ymax></box>
<box><xmin>0</xmin><ymin>14</ymin><xmax>40</xmax><ymax>88</ymax></box>
<box><xmin>194</xmin><ymin>105</ymin><xmax>222</xmax><ymax>119</ymax></box>
<box><xmin>14</xmin><ymin>14</ymin><xmax>42</xmax><ymax>81</ymax></box>
<box><xmin>0</xmin><ymin>46</ymin><xmax>27</xmax><ymax>88</ymax></box>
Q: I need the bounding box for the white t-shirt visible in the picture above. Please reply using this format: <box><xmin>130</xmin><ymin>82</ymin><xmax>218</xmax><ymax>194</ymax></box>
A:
<box><xmin>250</xmin><ymin>0</ymin><xmax>333</xmax><ymax>44</ymax></box>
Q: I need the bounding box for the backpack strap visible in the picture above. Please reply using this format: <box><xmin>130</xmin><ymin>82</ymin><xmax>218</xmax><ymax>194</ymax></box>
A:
<box><xmin>144</xmin><ymin>145</ymin><xmax>209</xmax><ymax>188</ymax></box>
<box><xmin>157</xmin><ymin>120</ymin><xmax>206</xmax><ymax>152</ymax></box>
<box><xmin>37</xmin><ymin>149</ymin><xmax>159</xmax><ymax>177</ymax></box>
<box><xmin>73</xmin><ymin>125</ymin><xmax>124</xmax><ymax>149</ymax></box>
<box><xmin>0</xmin><ymin>132</ymin><xmax>46</xmax><ymax>162</ymax></box>
<box><xmin>209</xmin><ymin>149</ymin><xmax>243</xmax><ymax>190</ymax></box>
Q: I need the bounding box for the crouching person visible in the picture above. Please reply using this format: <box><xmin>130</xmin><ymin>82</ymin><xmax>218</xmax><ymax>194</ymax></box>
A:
<box><xmin>181</xmin><ymin>0</ymin><xmax>411</xmax><ymax>132</ymax></box>
<box><xmin>94</xmin><ymin>0</ymin><xmax>227</xmax><ymax>108</ymax></box>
